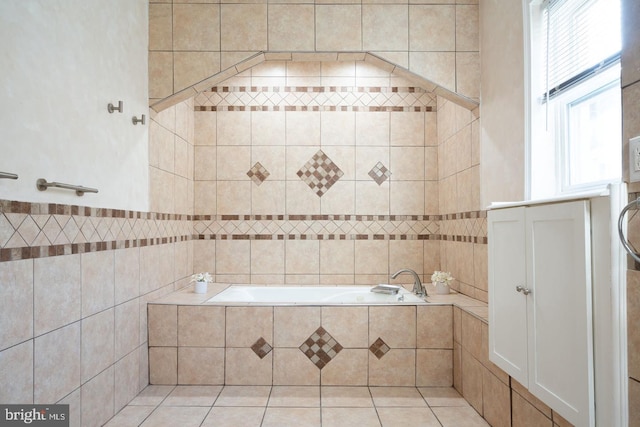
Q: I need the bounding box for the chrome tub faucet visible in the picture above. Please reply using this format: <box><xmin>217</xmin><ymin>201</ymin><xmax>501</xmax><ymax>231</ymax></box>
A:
<box><xmin>391</xmin><ymin>268</ymin><xmax>427</xmax><ymax>297</ymax></box>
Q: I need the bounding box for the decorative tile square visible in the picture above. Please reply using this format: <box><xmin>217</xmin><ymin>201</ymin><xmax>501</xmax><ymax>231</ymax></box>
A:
<box><xmin>296</xmin><ymin>150</ymin><xmax>344</xmax><ymax>197</ymax></box>
<box><xmin>251</xmin><ymin>337</ymin><xmax>273</xmax><ymax>359</ymax></box>
<box><xmin>368</xmin><ymin>162</ymin><xmax>391</xmax><ymax>186</ymax></box>
<box><xmin>369</xmin><ymin>337</ymin><xmax>390</xmax><ymax>359</ymax></box>
<box><xmin>299</xmin><ymin>327</ymin><xmax>343</xmax><ymax>369</ymax></box>
<box><xmin>247</xmin><ymin>162</ymin><xmax>270</xmax><ymax>186</ymax></box>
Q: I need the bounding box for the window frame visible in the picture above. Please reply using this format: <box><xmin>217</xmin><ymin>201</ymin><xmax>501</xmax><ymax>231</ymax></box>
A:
<box><xmin>524</xmin><ymin>0</ymin><xmax>622</xmax><ymax>200</ymax></box>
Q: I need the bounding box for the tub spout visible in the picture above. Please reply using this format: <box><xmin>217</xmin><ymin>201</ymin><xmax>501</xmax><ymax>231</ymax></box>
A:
<box><xmin>391</xmin><ymin>268</ymin><xmax>427</xmax><ymax>297</ymax></box>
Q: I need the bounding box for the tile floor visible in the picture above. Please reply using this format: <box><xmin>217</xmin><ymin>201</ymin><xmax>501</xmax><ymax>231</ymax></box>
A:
<box><xmin>104</xmin><ymin>385</ymin><xmax>490</xmax><ymax>427</ymax></box>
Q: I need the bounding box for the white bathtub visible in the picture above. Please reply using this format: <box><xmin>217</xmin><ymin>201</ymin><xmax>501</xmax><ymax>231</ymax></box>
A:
<box><xmin>206</xmin><ymin>285</ymin><xmax>426</xmax><ymax>305</ymax></box>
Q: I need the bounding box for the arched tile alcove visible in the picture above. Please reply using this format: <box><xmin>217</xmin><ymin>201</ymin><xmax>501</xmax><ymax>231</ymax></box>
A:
<box><xmin>150</xmin><ymin>52</ymin><xmax>479</xmax><ymax>113</ymax></box>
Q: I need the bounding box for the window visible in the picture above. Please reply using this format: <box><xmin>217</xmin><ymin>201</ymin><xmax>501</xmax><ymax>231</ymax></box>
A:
<box><xmin>527</xmin><ymin>0</ymin><xmax>621</xmax><ymax>199</ymax></box>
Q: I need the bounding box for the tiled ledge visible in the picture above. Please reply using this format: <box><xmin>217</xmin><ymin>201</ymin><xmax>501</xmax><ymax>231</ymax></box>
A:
<box><xmin>425</xmin><ymin>293</ymin><xmax>488</xmax><ymax>323</ymax></box>
<box><xmin>150</xmin><ymin>283</ymin><xmax>488</xmax><ymax>323</ymax></box>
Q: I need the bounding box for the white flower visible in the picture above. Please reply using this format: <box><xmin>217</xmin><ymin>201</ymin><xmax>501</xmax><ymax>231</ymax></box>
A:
<box><xmin>431</xmin><ymin>271</ymin><xmax>454</xmax><ymax>284</ymax></box>
<box><xmin>191</xmin><ymin>272</ymin><xmax>213</xmax><ymax>283</ymax></box>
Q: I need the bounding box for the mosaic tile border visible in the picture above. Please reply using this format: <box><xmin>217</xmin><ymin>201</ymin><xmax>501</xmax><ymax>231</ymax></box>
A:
<box><xmin>195</xmin><ymin>85</ymin><xmax>436</xmax><ymax>112</ymax></box>
<box><xmin>193</xmin><ymin>215</ymin><xmax>444</xmax><ymax>221</ymax></box>
<box><xmin>206</xmin><ymin>86</ymin><xmax>434</xmax><ymax>94</ymax></box>
<box><xmin>0</xmin><ymin>236</ymin><xmax>190</xmax><ymax>262</ymax></box>
<box><xmin>0</xmin><ymin>199</ymin><xmax>488</xmax><ymax>263</ymax></box>
<box><xmin>193</xmin><ymin>234</ymin><xmax>486</xmax><ymax>244</ymax></box>
<box><xmin>191</xmin><ymin>213</ymin><xmax>487</xmax><ymax>244</ymax></box>
<box><xmin>195</xmin><ymin>106</ymin><xmax>433</xmax><ymax>112</ymax></box>
<box><xmin>194</xmin><ymin>234</ymin><xmax>447</xmax><ymax>241</ymax></box>
<box><xmin>0</xmin><ymin>200</ymin><xmax>190</xmax><ymax>220</ymax></box>
<box><xmin>0</xmin><ymin>200</ymin><xmax>192</xmax><ymax>262</ymax></box>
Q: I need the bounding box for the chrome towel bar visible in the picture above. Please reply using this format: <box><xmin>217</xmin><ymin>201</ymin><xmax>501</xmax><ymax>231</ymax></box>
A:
<box><xmin>36</xmin><ymin>178</ymin><xmax>98</xmax><ymax>196</ymax></box>
<box><xmin>618</xmin><ymin>197</ymin><xmax>640</xmax><ymax>264</ymax></box>
<box><xmin>0</xmin><ymin>171</ymin><xmax>18</xmax><ymax>180</ymax></box>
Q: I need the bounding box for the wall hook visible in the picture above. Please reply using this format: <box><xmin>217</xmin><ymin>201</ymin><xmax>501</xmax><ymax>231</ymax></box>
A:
<box><xmin>108</xmin><ymin>101</ymin><xmax>123</xmax><ymax>113</ymax></box>
<box><xmin>132</xmin><ymin>114</ymin><xmax>146</xmax><ymax>125</ymax></box>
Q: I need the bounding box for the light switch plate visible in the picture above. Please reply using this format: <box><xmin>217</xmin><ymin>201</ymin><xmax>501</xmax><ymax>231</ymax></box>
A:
<box><xmin>630</xmin><ymin>136</ymin><xmax>640</xmax><ymax>182</ymax></box>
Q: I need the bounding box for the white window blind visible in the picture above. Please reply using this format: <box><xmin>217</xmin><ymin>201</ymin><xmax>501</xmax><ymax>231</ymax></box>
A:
<box><xmin>542</xmin><ymin>0</ymin><xmax>621</xmax><ymax>100</ymax></box>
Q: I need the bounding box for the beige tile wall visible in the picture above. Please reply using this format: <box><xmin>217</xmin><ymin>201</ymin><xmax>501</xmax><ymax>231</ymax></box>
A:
<box><xmin>148</xmin><ymin>0</ymin><xmax>480</xmax><ymax>103</ymax></box>
<box><xmin>190</xmin><ymin>61</ymin><xmax>457</xmax><ymax>287</ymax></box>
<box><xmin>193</xmin><ymin>61</ymin><xmax>436</xmax><ymax>216</ymax></box>
<box><xmin>148</xmin><ymin>303</ymin><xmax>453</xmax><ymax>387</ymax></box>
<box><xmin>454</xmin><ymin>307</ymin><xmax>574</xmax><ymax>427</ymax></box>
<box><xmin>622</xmin><ymin>0</ymin><xmax>640</xmax><ymax>422</ymax></box>
<box><xmin>436</xmin><ymin>96</ymin><xmax>486</xmax><ymax>302</ymax></box>
<box><xmin>149</xmin><ymin>98</ymin><xmax>195</xmax><ymax>216</ymax></box>
<box><xmin>0</xmin><ymin>241</ymin><xmax>192</xmax><ymax>426</ymax></box>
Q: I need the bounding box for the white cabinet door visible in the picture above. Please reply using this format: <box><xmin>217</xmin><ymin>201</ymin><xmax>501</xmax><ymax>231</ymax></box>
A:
<box><xmin>489</xmin><ymin>201</ymin><xmax>595</xmax><ymax>427</ymax></box>
<box><xmin>525</xmin><ymin>201</ymin><xmax>594</xmax><ymax>427</ymax></box>
<box><xmin>488</xmin><ymin>206</ymin><xmax>528</xmax><ymax>386</ymax></box>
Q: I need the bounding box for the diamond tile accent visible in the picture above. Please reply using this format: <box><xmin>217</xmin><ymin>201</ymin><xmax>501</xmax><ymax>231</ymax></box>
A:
<box><xmin>368</xmin><ymin>162</ymin><xmax>391</xmax><ymax>185</ymax></box>
<box><xmin>369</xmin><ymin>337</ymin><xmax>390</xmax><ymax>360</ymax></box>
<box><xmin>299</xmin><ymin>326</ymin><xmax>343</xmax><ymax>369</ymax></box>
<box><xmin>247</xmin><ymin>162</ymin><xmax>270</xmax><ymax>186</ymax></box>
<box><xmin>251</xmin><ymin>337</ymin><xmax>273</xmax><ymax>359</ymax></box>
<box><xmin>297</xmin><ymin>150</ymin><xmax>344</xmax><ymax>197</ymax></box>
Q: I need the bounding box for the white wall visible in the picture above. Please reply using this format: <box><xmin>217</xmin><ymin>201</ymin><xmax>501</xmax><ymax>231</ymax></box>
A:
<box><xmin>479</xmin><ymin>0</ymin><xmax>526</xmax><ymax>207</ymax></box>
<box><xmin>0</xmin><ymin>0</ymin><xmax>149</xmax><ymax>211</ymax></box>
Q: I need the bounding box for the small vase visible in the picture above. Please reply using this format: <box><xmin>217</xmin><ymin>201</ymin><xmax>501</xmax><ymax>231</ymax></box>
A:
<box><xmin>435</xmin><ymin>281</ymin><xmax>450</xmax><ymax>295</ymax></box>
<box><xmin>194</xmin><ymin>280</ymin><xmax>208</xmax><ymax>294</ymax></box>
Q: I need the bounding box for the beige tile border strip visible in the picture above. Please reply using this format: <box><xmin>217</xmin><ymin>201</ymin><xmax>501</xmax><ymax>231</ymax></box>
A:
<box><xmin>194</xmin><ymin>84</ymin><xmax>437</xmax><ymax>112</ymax></box>
<box><xmin>0</xmin><ymin>199</ymin><xmax>487</xmax><ymax>263</ymax></box>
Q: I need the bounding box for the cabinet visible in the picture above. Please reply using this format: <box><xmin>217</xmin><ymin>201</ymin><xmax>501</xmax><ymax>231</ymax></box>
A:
<box><xmin>488</xmin><ymin>200</ymin><xmax>594</xmax><ymax>427</ymax></box>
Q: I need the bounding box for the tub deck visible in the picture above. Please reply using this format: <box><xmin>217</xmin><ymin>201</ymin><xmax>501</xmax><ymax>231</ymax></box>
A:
<box><xmin>146</xmin><ymin>283</ymin><xmax>488</xmax><ymax>388</ymax></box>
<box><xmin>206</xmin><ymin>285</ymin><xmax>426</xmax><ymax>305</ymax></box>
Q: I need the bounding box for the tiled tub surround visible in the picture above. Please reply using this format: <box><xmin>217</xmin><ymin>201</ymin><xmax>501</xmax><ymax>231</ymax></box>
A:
<box><xmin>182</xmin><ymin>60</ymin><xmax>488</xmax><ymax>300</ymax></box>
<box><xmin>190</xmin><ymin>212</ymin><xmax>486</xmax><ymax>298</ymax></box>
<box><xmin>148</xmin><ymin>286</ymin><xmax>454</xmax><ymax>388</ymax></box>
<box><xmin>147</xmin><ymin>288</ymin><xmax>573</xmax><ymax>426</ymax></box>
